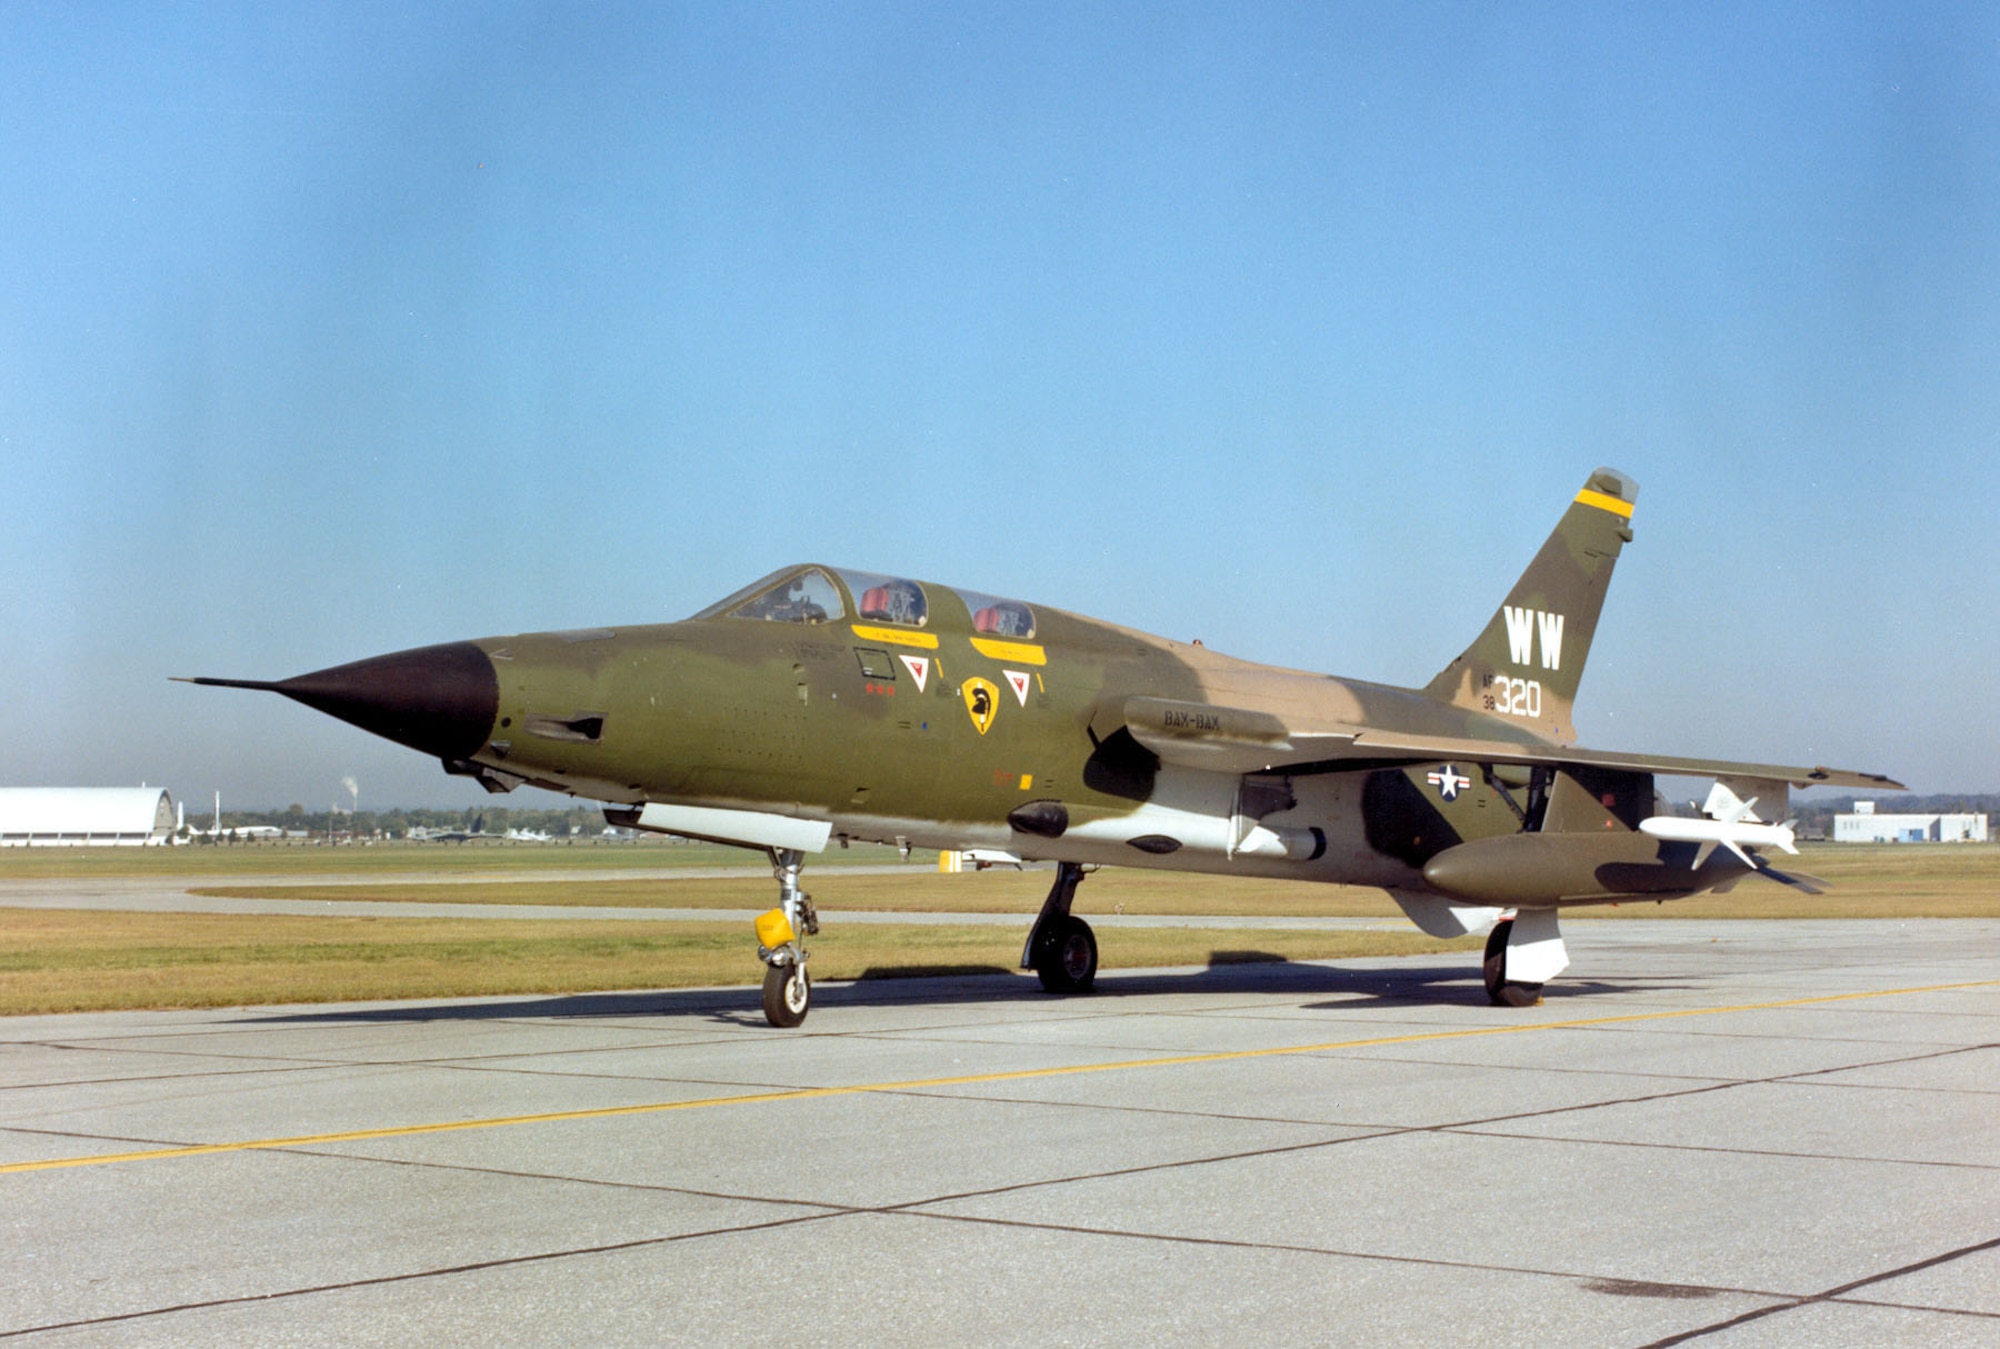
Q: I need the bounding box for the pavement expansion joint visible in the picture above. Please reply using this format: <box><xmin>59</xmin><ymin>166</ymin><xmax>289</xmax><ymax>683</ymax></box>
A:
<box><xmin>21</xmin><ymin>1039</ymin><xmax>336</xmax><ymax>1067</ymax></box>
<box><xmin>3</xmin><ymin>1125</ymin><xmax>215</xmax><ymax>1151</ymax></box>
<box><xmin>1636</xmin><ymin>1232</ymin><xmax>2000</xmax><ymax>1346</ymax></box>
<box><xmin>1335</xmin><ymin>1049</ymin><xmax>1738</xmax><ymax>1085</ymax></box>
<box><xmin>1823</xmin><ymin>1296</ymin><xmax>2000</xmax><ymax>1322</ymax></box>
<box><xmin>1</xmin><ymin>1062</ymin><xmax>348</xmax><ymax>1093</ymax></box>
<box><xmin>882</xmin><ymin>1085</ymin><xmax>1356</xmax><ymax>1132</ymax></box>
<box><xmin>890</xmin><ymin>1208</ymin><xmax>1789</xmax><ymax>1304</ymax></box>
<box><xmin>1442</xmin><ymin>1126</ymin><xmax>2000</xmax><ymax>1173</ymax></box>
<box><xmin>0</xmin><ymin>1209</ymin><xmax>860</xmax><ymax>1342</ymax></box>
<box><xmin>278</xmin><ymin>1145</ymin><xmax>849</xmax><ymax>1213</ymax></box>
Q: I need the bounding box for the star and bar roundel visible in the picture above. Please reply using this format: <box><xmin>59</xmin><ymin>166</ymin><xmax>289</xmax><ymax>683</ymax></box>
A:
<box><xmin>1426</xmin><ymin>764</ymin><xmax>1471</xmax><ymax>801</ymax></box>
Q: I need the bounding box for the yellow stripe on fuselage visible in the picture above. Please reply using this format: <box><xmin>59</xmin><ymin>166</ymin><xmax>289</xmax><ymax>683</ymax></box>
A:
<box><xmin>1574</xmin><ymin>488</ymin><xmax>1635</xmax><ymax>518</ymax></box>
<box><xmin>850</xmin><ymin>624</ymin><xmax>939</xmax><ymax>649</ymax></box>
<box><xmin>969</xmin><ymin>637</ymin><xmax>1047</xmax><ymax>666</ymax></box>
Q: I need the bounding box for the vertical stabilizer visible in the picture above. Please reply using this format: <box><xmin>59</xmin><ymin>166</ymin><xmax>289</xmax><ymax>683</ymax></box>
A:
<box><xmin>1423</xmin><ymin>468</ymin><xmax>1636</xmax><ymax>743</ymax></box>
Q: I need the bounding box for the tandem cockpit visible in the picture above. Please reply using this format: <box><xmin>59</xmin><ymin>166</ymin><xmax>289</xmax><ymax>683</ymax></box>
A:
<box><xmin>691</xmin><ymin>565</ymin><xmax>1037</xmax><ymax>639</ymax></box>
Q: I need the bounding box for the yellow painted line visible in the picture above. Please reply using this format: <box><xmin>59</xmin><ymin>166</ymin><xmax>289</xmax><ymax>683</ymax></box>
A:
<box><xmin>1574</xmin><ymin>487</ymin><xmax>1635</xmax><ymax>518</ymax></box>
<box><xmin>5</xmin><ymin>978</ymin><xmax>1992</xmax><ymax>1177</ymax></box>
<box><xmin>850</xmin><ymin>624</ymin><xmax>938</xmax><ymax>650</ymax></box>
<box><xmin>969</xmin><ymin>637</ymin><xmax>1046</xmax><ymax>666</ymax></box>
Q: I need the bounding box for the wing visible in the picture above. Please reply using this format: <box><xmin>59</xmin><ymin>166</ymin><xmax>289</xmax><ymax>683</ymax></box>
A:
<box><xmin>1120</xmin><ymin>696</ymin><xmax>1902</xmax><ymax>790</ymax></box>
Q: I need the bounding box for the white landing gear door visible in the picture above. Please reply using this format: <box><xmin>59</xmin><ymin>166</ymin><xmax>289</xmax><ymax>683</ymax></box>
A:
<box><xmin>1505</xmin><ymin>907</ymin><xmax>1570</xmax><ymax>984</ymax></box>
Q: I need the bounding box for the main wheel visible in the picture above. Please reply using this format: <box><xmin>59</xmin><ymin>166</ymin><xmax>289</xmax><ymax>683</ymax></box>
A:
<box><xmin>1035</xmin><ymin>916</ymin><xmax>1097</xmax><ymax>994</ymax></box>
<box><xmin>762</xmin><ymin>962</ymin><xmax>811</xmax><ymax>1027</ymax></box>
<box><xmin>1482</xmin><ymin>919</ymin><xmax>1542</xmax><ymax>1008</ymax></box>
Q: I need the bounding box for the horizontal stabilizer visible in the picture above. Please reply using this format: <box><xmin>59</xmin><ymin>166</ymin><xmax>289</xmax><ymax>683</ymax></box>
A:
<box><xmin>1747</xmin><ymin>866</ymin><xmax>1829</xmax><ymax>896</ymax></box>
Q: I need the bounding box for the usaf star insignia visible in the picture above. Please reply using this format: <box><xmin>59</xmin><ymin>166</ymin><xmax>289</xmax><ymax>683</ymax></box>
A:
<box><xmin>1426</xmin><ymin>764</ymin><xmax>1470</xmax><ymax>801</ymax></box>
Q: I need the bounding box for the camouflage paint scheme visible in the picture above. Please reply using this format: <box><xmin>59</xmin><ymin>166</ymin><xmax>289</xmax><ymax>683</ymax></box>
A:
<box><xmin>441</xmin><ymin>469</ymin><xmax>1892</xmax><ymax>897</ymax></box>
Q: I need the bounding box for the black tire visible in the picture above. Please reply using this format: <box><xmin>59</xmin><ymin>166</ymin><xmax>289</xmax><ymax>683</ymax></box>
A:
<box><xmin>1035</xmin><ymin>916</ymin><xmax>1098</xmax><ymax>994</ymax></box>
<box><xmin>1482</xmin><ymin>919</ymin><xmax>1542</xmax><ymax>1008</ymax></box>
<box><xmin>762</xmin><ymin>962</ymin><xmax>810</xmax><ymax>1027</ymax></box>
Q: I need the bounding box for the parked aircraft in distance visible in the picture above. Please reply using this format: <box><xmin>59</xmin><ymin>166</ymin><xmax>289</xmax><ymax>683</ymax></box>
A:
<box><xmin>185</xmin><ymin>470</ymin><xmax>1899</xmax><ymax>1025</ymax></box>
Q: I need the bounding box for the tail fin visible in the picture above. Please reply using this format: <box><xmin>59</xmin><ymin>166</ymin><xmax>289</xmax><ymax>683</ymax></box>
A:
<box><xmin>1422</xmin><ymin>467</ymin><xmax>1637</xmax><ymax>744</ymax></box>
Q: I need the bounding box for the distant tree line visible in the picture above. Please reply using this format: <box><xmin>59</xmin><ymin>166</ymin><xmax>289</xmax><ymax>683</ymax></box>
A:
<box><xmin>194</xmin><ymin>804</ymin><xmax>635</xmax><ymax>840</ymax></box>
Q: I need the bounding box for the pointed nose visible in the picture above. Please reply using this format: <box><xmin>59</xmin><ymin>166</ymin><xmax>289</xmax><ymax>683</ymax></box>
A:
<box><xmin>264</xmin><ymin>642</ymin><xmax>499</xmax><ymax>760</ymax></box>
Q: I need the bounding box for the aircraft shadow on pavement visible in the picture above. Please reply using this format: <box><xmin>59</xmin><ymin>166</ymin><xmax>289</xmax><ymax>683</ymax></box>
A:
<box><xmin>233</xmin><ymin>957</ymin><xmax>1675</xmax><ymax>1028</ymax></box>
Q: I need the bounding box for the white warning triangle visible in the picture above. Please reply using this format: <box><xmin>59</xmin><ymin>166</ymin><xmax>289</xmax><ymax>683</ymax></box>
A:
<box><xmin>1003</xmin><ymin>669</ymin><xmax>1032</xmax><ymax>707</ymax></box>
<box><xmin>898</xmin><ymin>653</ymin><xmax>930</xmax><ymax>693</ymax></box>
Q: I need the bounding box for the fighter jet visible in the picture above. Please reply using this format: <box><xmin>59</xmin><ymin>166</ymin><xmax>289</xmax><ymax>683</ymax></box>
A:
<box><xmin>184</xmin><ymin>469</ymin><xmax>1899</xmax><ymax>1025</ymax></box>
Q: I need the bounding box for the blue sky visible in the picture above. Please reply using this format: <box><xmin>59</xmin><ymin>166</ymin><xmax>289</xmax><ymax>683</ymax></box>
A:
<box><xmin>4</xmin><ymin>3</ymin><xmax>1996</xmax><ymax>809</ymax></box>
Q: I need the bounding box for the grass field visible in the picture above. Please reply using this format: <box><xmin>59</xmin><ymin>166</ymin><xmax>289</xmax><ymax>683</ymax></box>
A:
<box><xmin>2</xmin><ymin>842</ymin><xmax>1991</xmax><ymax>1015</ymax></box>
<box><xmin>0</xmin><ymin>838</ymin><xmax>930</xmax><ymax>879</ymax></box>
<box><xmin>0</xmin><ymin>909</ymin><xmax>1476</xmax><ymax>1016</ymax></box>
<box><xmin>183</xmin><ymin>843</ymin><xmax>2000</xmax><ymax>920</ymax></box>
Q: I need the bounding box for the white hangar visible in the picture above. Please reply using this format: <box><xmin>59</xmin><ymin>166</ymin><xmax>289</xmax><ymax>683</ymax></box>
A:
<box><xmin>1833</xmin><ymin>800</ymin><xmax>1989</xmax><ymax>844</ymax></box>
<box><xmin>0</xmin><ymin>788</ymin><xmax>179</xmax><ymax>847</ymax></box>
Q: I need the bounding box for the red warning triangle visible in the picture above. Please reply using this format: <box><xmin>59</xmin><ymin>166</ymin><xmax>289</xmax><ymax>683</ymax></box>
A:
<box><xmin>1003</xmin><ymin>669</ymin><xmax>1031</xmax><ymax>706</ymax></box>
<box><xmin>898</xmin><ymin>654</ymin><xmax>930</xmax><ymax>693</ymax></box>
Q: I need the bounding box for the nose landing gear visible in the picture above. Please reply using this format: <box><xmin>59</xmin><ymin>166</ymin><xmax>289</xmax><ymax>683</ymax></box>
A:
<box><xmin>755</xmin><ymin>848</ymin><xmax>819</xmax><ymax>1027</ymax></box>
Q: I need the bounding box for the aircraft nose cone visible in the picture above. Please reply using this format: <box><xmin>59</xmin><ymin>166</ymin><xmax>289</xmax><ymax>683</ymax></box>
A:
<box><xmin>272</xmin><ymin>642</ymin><xmax>498</xmax><ymax>760</ymax></box>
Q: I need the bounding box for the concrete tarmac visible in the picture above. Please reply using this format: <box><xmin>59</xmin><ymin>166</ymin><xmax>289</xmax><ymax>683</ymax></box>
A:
<box><xmin>2</xmin><ymin>919</ymin><xmax>1997</xmax><ymax>1345</ymax></box>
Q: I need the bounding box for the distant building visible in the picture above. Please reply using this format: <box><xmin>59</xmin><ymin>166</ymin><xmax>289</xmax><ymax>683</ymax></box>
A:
<box><xmin>1834</xmin><ymin>800</ymin><xmax>1988</xmax><ymax>843</ymax></box>
<box><xmin>0</xmin><ymin>788</ymin><xmax>179</xmax><ymax>847</ymax></box>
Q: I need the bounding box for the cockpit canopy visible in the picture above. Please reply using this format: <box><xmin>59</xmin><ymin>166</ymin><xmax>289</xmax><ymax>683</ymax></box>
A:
<box><xmin>694</xmin><ymin>566</ymin><xmax>847</xmax><ymax>625</ymax></box>
<box><xmin>693</xmin><ymin>566</ymin><xmax>1035</xmax><ymax>637</ymax></box>
<box><xmin>840</xmin><ymin>570</ymin><xmax>928</xmax><ymax>627</ymax></box>
<box><xmin>956</xmin><ymin>589</ymin><xmax>1037</xmax><ymax>640</ymax></box>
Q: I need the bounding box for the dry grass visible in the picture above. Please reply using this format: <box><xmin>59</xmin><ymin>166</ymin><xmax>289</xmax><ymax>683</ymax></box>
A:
<box><xmin>191</xmin><ymin>868</ymin><xmax>1403</xmax><ymax>916</ymax></box>
<box><xmin>189</xmin><ymin>844</ymin><xmax>2000</xmax><ymax>920</ymax></box>
<box><xmin>0</xmin><ymin>908</ymin><xmax>1473</xmax><ymax>1016</ymax></box>
<box><xmin>0</xmin><ymin>839</ymin><xmax>926</xmax><ymax>879</ymax></box>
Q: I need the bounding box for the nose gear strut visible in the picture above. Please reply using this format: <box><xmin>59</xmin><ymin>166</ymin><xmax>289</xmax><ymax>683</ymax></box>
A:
<box><xmin>755</xmin><ymin>848</ymin><xmax>819</xmax><ymax>1027</ymax></box>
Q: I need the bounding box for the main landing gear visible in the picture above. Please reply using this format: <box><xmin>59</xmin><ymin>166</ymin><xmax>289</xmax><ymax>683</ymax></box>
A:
<box><xmin>1482</xmin><ymin>919</ymin><xmax>1541</xmax><ymax>1007</ymax></box>
<box><xmin>755</xmin><ymin>848</ymin><xmax>819</xmax><ymax>1027</ymax></box>
<box><xmin>1021</xmin><ymin>861</ymin><xmax>1098</xmax><ymax>994</ymax></box>
<box><xmin>1482</xmin><ymin>908</ymin><xmax>1568</xmax><ymax>1008</ymax></box>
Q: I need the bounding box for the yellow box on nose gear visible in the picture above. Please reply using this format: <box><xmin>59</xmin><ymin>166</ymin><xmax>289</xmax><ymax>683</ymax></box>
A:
<box><xmin>755</xmin><ymin>908</ymin><xmax>796</xmax><ymax>948</ymax></box>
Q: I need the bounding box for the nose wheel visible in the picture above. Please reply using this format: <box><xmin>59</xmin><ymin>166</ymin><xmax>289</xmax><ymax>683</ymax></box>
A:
<box><xmin>762</xmin><ymin>961</ymin><xmax>811</xmax><ymax>1027</ymax></box>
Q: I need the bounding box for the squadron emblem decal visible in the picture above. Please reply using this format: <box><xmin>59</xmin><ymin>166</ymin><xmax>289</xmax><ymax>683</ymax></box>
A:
<box><xmin>962</xmin><ymin>677</ymin><xmax>1000</xmax><ymax>735</ymax></box>
<box><xmin>1426</xmin><ymin>764</ymin><xmax>1470</xmax><ymax>801</ymax></box>
<box><xmin>898</xmin><ymin>653</ymin><xmax>930</xmax><ymax>692</ymax></box>
<box><xmin>1002</xmin><ymin>669</ymin><xmax>1032</xmax><ymax>707</ymax></box>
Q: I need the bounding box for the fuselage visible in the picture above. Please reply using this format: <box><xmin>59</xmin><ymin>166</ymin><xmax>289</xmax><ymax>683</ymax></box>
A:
<box><xmin>458</xmin><ymin>565</ymin><xmax>1560</xmax><ymax>894</ymax></box>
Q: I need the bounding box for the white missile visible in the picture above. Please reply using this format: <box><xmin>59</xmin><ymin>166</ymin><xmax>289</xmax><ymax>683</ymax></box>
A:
<box><xmin>1638</xmin><ymin>782</ymin><xmax>1797</xmax><ymax>869</ymax></box>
